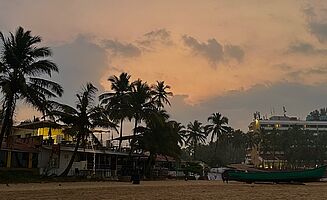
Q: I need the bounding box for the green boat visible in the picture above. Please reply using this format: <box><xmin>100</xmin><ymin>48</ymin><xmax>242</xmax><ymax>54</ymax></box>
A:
<box><xmin>225</xmin><ymin>165</ymin><xmax>327</xmax><ymax>183</ymax></box>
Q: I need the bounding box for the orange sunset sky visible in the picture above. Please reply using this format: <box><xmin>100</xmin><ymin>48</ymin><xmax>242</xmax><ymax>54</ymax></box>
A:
<box><xmin>1</xmin><ymin>0</ymin><xmax>327</xmax><ymax>131</ymax></box>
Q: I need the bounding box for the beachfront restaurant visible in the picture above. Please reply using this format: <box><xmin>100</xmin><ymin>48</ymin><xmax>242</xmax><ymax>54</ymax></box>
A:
<box><xmin>38</xmin><ymin>144</ymin><xmax>139</xmax><ymax>178</ymax></box>
<box><xmin>0</xmin><ymin>136</ymin><xmax>41</xmax><ymax>175</ymax></box>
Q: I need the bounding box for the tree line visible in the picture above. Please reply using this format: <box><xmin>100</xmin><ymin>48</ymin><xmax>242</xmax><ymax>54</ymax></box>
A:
<box><xmin>0</xmin><ymin>27</ymin><xmax>253</xmax><ymax>177</ymax></box>
<box><xmin>256</xmin><ymin>127</ymin><xmax>327</xmax><ymax>169</ymax></box>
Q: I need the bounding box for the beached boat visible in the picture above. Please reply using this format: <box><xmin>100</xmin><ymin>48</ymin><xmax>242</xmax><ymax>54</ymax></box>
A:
<box><xmin>224</xmin><ymin>165</ymin><xmax>327</xmax><ymax>183</ymax></box>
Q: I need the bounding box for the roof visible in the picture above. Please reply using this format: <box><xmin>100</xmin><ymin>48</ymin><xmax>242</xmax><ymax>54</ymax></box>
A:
<box><xmin>1</xmin><ymin>137</ymin><xmax>40</xmax><ymax>153</ymax></box>
<box><xmin>155</xmin><ymin>155</ymin><xmax>176</xmax><ymax>162</ymax></box>
<box><xmin>16</xmin><ymin>120</ymin><xmax>64</xmax><ymax>129</ymax></box>
<box><xmin>112</xmin><ymin>135</ymin><xmax>135</xmax><ymax>141</ymax></box>
<box><xmin>41</xmin><ymin>145</ymin><xmax>141</xmax><ymax>156</ymax></box>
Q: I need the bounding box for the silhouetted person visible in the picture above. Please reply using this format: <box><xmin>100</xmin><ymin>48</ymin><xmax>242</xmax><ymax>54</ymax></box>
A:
<box><xmin>132</xmin><ymin>169</ymin><xmax>140</xmax><ymax>184</ymax></box>
<box><xmin>75</xmin><ymin>168</ymin><xmax>80</xmax><ymax>176</ymax></box>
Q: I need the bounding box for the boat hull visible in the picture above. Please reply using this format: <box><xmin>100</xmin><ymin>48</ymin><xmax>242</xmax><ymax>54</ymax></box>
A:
<box><xmin>226</xmin><ymin>165</ymin><xmax>327</xmax><ymax>183</ymax></box>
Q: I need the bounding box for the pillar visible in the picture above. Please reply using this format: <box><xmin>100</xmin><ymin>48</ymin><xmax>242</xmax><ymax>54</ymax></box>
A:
<box><xmin>6</xmin><ymin>151</ymin><xmax>11</xmax><ymax>168</ymax></box>
<box><xmin>28</xmin><ymin>152</ymin><xmax>33</xmax><ymax>168</ymax></box>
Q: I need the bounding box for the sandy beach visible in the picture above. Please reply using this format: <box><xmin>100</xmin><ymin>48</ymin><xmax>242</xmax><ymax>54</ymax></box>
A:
<box><xmin>0</xmin><ymin>180</ymin><xmax>327</xmax><ymax>200</ymax></box>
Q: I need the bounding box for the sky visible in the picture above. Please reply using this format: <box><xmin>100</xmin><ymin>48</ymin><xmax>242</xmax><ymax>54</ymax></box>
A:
<box><xmin>1</xmin><ymin>0</ymin><xmax>327</xmax><ymax>133</ymax></box>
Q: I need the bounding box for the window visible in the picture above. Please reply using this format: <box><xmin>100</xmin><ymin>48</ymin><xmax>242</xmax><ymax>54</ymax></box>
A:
<box><xmin>11</xmin><ymin>152</ymin><xmax>29</xmax><ymax>168</ymax></box>
<box><xmin>32</xmin><ymin>153</ymin><xmax>38</xmax><ymax>168</ymax></box>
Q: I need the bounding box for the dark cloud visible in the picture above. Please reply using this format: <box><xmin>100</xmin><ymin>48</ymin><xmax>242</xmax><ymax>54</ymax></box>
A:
<box><xmin>285</xmin><ymin>65</ymin><xmax>327</xmax><ymax>81</ymax></box>
<box><xmin>308</xmin><ymin>22</ymin><xmax>327</xmax><ymax>43</ymax></box>
<box><xmin>224</xmin><ymin>44</ymin><xmax>245</xmax><ymax>62</ymax></box>
<box><xmin>167</xmin><ymin>82</ymin><xmax>327</xmax><ymax>131</ymax></box>
<box><xmin>137</xmin><ymin>29</ymin><xmax>173</xmax><ymax>51</ymax></box>
<box><xmin>304</xmin><ymin>6</ymin><xmax>327</xmax><ymax>43</ymax></box>
<box><xmin>182</xmin><ymin>35</ymin><xmax>244</xmax><ymax>67</ymax></box>
<box><xmin>103</xmin><ymin>39</ymin><xmax>141</xmax><ymax>57</ymax></box>
<box><xmin>273</xmin><ymin>63</ymin><xmax>293</xmax><ymax>71</ymax></box>
<box><xmin>287</xmin><ymin>41</ymin><xmax>327</xmax><ymax>54</ymax></box>
<box><xmin>182</xmin><ymin>35</ymin><xmax>224</xmax><ymax>65</ymax></box>
<box><xmin>143</xmin><ymin>29</ymin><xmax>172</xmax><ymax>45</ymax></box>
<box><xmin>52</xmin><ymin>35</ymin><xmax>109</xmax><ymax>105</ymax></box>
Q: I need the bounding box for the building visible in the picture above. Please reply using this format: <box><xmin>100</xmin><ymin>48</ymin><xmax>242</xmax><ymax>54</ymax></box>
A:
<box><xmin>0</xmin><ymin>126</ymin><xmax>42</xmax><ymax>175</ymax></box>
<box><xmin>15</xmin><ymin>120</ymin><xmax>71</xmax><ymax>144</ymax></box>
<box><xmin>1</xmin><ymin>120</ymin><xmax>180</xmax><ymax>179</ymax></box>
<box><xmin>246</xmin><ymin>115</ymin><xmax>327</xmax><ymax>168</ymax></box>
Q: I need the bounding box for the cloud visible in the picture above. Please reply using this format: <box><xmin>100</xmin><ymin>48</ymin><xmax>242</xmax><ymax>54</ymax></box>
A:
<box><xmin>304</xmin><ymin>5</ymin><xmax>327</xmax><ymax>43</ymax></box>
<box><xmin>137</xmin><ymin>29</ymin><xmax>173</xmax><ymax>51</ymax></box>
<box><xmin>103</xmin><ymin>39</ymin><xmax>141</xmax><ymax>57</ymax></box>
<box><xmin>287</xmin><ymin>41</ymin><xmax>327</xmax><ymax>54</ymax></box>
<box><xmin>182</xmin><ymin>35</ymin><xmax>244</xmax><ymax>67</ymax></box>
<box><xmin>167</xmin><ymin>82</ymin><xmax>327</xmax><ymax>131</ymax></box>
<box><xmin>224</xmin><ymin>44</ymin><xmax>245</xmax><ymax>62</ymax></box>
<box><xmin>274</xmin><ymin>63</ymin><xmax>293</xmax><ymax>71</ymax></box>
<box><xmin>52</xmin><ymin>34</ymin><xmax>109</xmax><ymax>105</ymax></box>
<box><xmin>285</xmin><ymin>65</ymin><xmax>327</xmax><ymax>81</ymax></box>
<box><xmin>308</xmin><ymin>22</ymin><xmax>327</xmax><ymax>43</ymax></box>
<box><xmin>182</xmin><ymin>35</ymin><xmax>224</xmax><ymax>65</ymax></box>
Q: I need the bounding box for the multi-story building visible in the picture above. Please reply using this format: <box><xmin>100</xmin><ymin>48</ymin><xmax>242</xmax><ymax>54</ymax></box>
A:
<box><xmin>246</xmin><ymin>115</ymin><xmax>327</xmax><ymax>168</ymax></box>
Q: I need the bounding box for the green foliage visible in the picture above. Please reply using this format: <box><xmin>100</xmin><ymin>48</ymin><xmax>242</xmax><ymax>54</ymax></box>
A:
<box><xmin>0</xmin><ymin>26</ymin><xmax>63</xmax><ymax>147</ymax></box>
<box><xmin>306</xmin><ymin>108</ymin><xmax>327</xmax><ymax>121</ymax></box>
<box><xmin>49</xmin><ymin>83</ymin><xmax>117</xmax><ymax>176</ymax></box>
<box><xmin>259</xmin><ymin>127</ymin><xmax>327</xmax><ymax>168</ymax></box>
<box><xmin>99</xmin><ymin>73</ymin><xmax>173</xmax><ymax>152</ymax></box>
<box><xmin>185</xmin><ymin>120</ymin><xmax>207</xmax><ymax>160</ymax></box>
<box><xmin>206</xmin><ymin>112</ymin><xmax>231</xmax><ymax>143</ymax></box>
<box><xmin>182</xmin><ymin>129</ymin><xmax>248</xmax><ymax>167</ymax></box>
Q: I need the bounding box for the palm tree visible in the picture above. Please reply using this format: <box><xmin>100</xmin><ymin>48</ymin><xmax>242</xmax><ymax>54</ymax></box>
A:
<box><xmin>169</xmin><ymin>121</ymin><xmax>187</xmax><ymax>147</ymax></box>
<box><xmin>50</xmin><ymin>83</ymin><xmax>117</xmax><ymax>176</ymax></box>
<box><xmin>151</xmin><ymin>81</ymin><xmax>173</xmax><ymax>109</ymax></box>
<box><xmin>206</xmin><ymin>112</ymin><xmax>230</xmax><ymax>143</ymax></box>
<box><xmin>99</xmin><ymin>72</ymin><xmax>132</xmax><ymax>150</ymax></box>
<box><xmin>129</xmin><ymin>79</ymin><xmax>155</xmax><ymax>153</ymax></box>
<box><xmin>135</xmin><ymin>111</ymin><xmax>181</xmax><ymax>177</ymax></box>
<box><xmin>0</xmin><ymin>27</ymin><xmax>63</xmax><ymax>147</ymax></box>
<box><xmin>185</xmin><ymin>120</ymin><xmax>207</xmax><ymax>160</ymax></box>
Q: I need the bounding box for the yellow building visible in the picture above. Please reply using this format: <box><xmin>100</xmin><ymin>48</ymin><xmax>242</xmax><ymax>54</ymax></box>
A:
<box><xmin>15</xmin><ymin>120</ymin><xmax>72</xmax><ymax>144</ymax></box>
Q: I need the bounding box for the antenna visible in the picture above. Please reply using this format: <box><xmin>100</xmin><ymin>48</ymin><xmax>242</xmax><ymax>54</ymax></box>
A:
<box><xmin>283</xmin><ymin>106</ymin><xmax>287</xmax><ymax>117</ymax></box>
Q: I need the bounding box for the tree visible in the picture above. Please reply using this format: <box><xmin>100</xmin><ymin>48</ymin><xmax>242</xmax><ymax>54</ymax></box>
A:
<box><xmin>150</xmin><ymin>81</ymin><xmax>173</xmax><ymax>110</ymax></box>
<box><xmin>135</xmin><ymin>111</ymin><xmax>181</xmax><ymax>177</ymax></box>
<box><xmin>206</xmin><ymin>112</ymin><xmax>230</xmax><ymax>145</ymax></box>
<box><xmin>185</xmin><ymin>120</ymin><xmax>207</xmax><ymax>160</ymax></box>
<box><xmin>130</xmin><ymin>79</ymin><xmax>153</xmax><ymax>131</ymax></box>
<box><xmin>0</xmin><ymin>27</ymin><xmax>63</xmax><ymax>147</ymax></box>
<box><xmin>50</xmin><ymin>83</ymin><xmax>117</xmax><ymax>176</ymax></box>
<box><xmin>169</xmin><ymin>121</ymin><xmax>187</xmax><ymax>147</ymax></box>
<box><xmin>99</xmin><ymin>72</ymin><xmax>132</xmax><ymax>150</ymax></box>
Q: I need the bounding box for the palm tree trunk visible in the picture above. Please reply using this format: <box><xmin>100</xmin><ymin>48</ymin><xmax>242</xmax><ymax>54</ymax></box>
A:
<box><xmin>129</xmin><ymin>117</ymin><xmax>138</xmax><ymax>155</ymax></box>
<box><xmin>193</xmin><ymin>142</ymin><xmax>196</xmax><ymax>161</ymax></box>
<box><xmin>118</xmin><ymin>118</ymin><xmax>123</xmax><ymax>151</ymax></box>
<box><xmin>60</xmin><ymin>133</ymin><xmax>82</xmax><ymax>176</ymax></box>
<box><xmin>145</xmin><ymin>153</ymin><xmax>156</xmax><ymax>179</ymax></box>
<box><xmin>0</xmin><ymin>95</ymin><xmax>15</xmax><ymax>149</ymax></box>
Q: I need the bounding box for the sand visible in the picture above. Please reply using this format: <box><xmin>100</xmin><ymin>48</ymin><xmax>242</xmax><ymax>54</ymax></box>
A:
<box><xmin>0</xmin><ymin>180</ymin><xmax>327</xmax><ymax>200</ymax></box>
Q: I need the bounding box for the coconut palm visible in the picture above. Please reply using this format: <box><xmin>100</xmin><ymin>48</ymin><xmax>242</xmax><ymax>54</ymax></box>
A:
<box><xmin>151</xmin><ymin>81</ymin><xmax>173</xmax><ymax>109</ymax></box>
<box><xmin>135</xmin><ymin>111</ymin><xmax>181</xmax><ymax>177</ymax></box>
<box><xmin>50</xmin><ymin>83</ymin><xmax>117</xmax><ymax>176</ymax></box>
<box><xmin>129</xmin><ymin>79</ymin><xmax>156</xmax><ymax>153</ymax></box>
<box><xmin>99</xmin><ymin>72</ymin><xmax>132</xmax><ymax>150</ymax></box>
<box><xmin>168</xmin><ymin>121</ymin><xmax>187</xmax><ymax>147</ymax></box>
<box><xmin>206</xmin><ymin>112</ymin><xmax>230</xmax><ymax>143</ymax></box>
<box><xmin>0</xmin><ymin>27</ymin><xmax>63</xmax><ymax>147</ymax></box>
<box><xmin>185</xmin><ymin>120</ymin><xmax>207</xmax><ymax>160</ymax></box>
